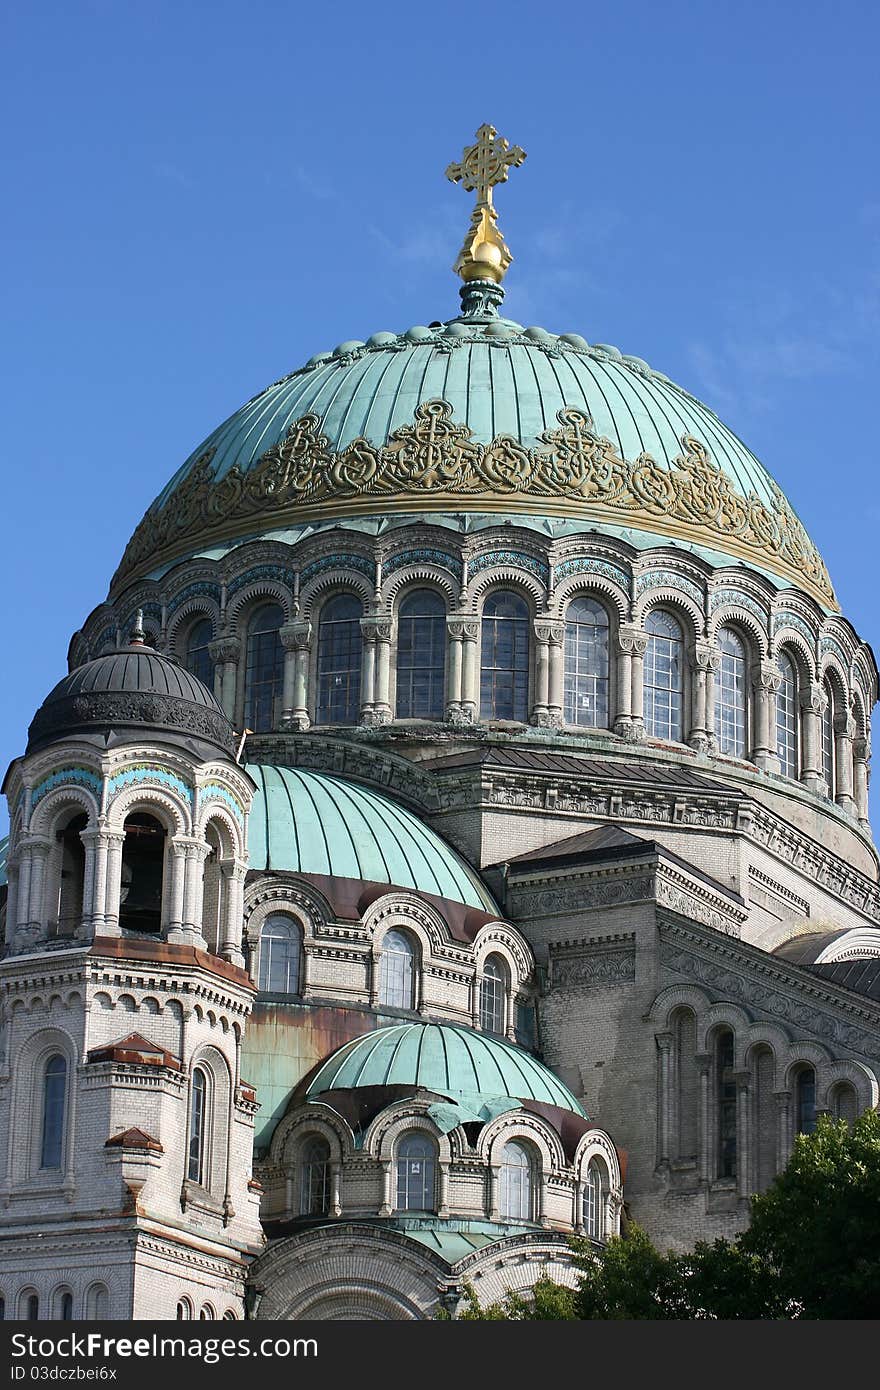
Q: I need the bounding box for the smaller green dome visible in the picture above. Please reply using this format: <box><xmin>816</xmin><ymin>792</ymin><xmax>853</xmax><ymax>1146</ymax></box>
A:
<box><xmin>305</xmin><ymin>1021</ymin><xmax>586</xmax><ymax>1117</ymax></box>
<box><xmin>246</xmin><ymin>764</ymin><xmax>498</xmax><ymax>913</ymax></box>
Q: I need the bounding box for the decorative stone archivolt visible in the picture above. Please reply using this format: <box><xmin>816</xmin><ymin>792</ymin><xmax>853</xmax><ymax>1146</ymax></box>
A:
<box><xmin>113</xmin><ymin>400</ymin><xmax>837</xmax><ymax>608</ymax></box>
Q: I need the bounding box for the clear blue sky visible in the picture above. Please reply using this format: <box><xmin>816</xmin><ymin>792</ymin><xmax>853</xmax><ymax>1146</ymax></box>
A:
<box><xmin>1</xmin><ymin>0</ymin><xmax>878</xmax><ymax>834</ymax></box>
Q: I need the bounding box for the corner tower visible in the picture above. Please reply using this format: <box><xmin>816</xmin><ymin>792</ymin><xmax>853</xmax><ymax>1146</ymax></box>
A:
<box><xmin>0</xmin><ymin>617</ymin><xmax>263</xmax><ymax>1320</ymax></box>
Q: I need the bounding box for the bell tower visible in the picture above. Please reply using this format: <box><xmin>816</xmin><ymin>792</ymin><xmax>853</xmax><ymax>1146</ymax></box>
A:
<box><xmin>0</xmin><ymin>619</ymin><xmax>263</xmax><ymax>1320</ymax></box>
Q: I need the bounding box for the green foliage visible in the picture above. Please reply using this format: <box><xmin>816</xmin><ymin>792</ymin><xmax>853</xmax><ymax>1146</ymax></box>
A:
<box><xmin>446</xmin><ymin>1112</ymin><xmax>880</xmax><ymax>1320</ymax></box>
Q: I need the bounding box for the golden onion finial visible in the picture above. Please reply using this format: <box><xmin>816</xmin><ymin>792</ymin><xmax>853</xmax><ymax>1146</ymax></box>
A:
<box><xmin>445</xmin><ymin>124</ymin><xmax>526</xmax><ymax>287</ymax></box>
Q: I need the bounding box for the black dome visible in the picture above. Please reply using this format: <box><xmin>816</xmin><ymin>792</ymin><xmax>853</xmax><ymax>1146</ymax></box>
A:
<box><xmin>27</xmin><ymin>640</ymin><xmax>235</xmax><ymax>756</ymax></box>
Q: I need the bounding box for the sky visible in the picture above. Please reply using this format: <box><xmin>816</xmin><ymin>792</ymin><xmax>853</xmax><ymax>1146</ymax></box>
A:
<box><xmin>1</xmin><ymin>0</ymin><xmax>878</xmax><ymax>835</ymax></box>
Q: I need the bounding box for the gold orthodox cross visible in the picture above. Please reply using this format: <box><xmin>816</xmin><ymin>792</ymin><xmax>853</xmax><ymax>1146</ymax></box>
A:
<box><xmin>445</xmin><ymin>125</ymin><xmax>526</xmax><ymax>286</ymax></box>
<box><xmin>445</xmin><ymin>124</ymin><xmax>527</xmax><ymax>209</ymax></box>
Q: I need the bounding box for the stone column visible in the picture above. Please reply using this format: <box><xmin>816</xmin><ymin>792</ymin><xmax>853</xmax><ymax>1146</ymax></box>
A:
<box><xmin>209</xmin><ymin>638</ymin><xmax>241</xmax><ymax>724</ymax></box>
<box><xmin>330</xmin><ymin>1161</ymin><xmax>343</xmax><ymax>1217</ymax></box>
<box><xmin>488</xmin><ymin>1164</ymin><xmax>500</xmax><ymax>1220</ymax></box>
<box><xmin>102</xmin><ymin>830</ymin><xmax>126</xmax><ymax>936</ymax></box>
<box><xmin>78</xmin><ymin>830</ymin><xmax>96</xmax><ymax>942</ymax></box>
<box><xmin>656</xmin><ymin>1031</ymin><xmax>673</xmax><ymax>1166</ymax></box>
<box><xmin>834</xmin><ymin>709</ymin><xmax>857</xmax><ymax>815</ymax></box>
<box><xmin>735</xmin><ymin>1071</ymin><xmax>750</xmax><ymax>1199</ymax></box>
<box><xmin>614</xmin><ymin>629</ymin><xmax>633</xmax><ymax>737</ymax></box>
<box><xmin>696</xmin><ymin>1053</ymin><xmax>712</xmax><ymax>1185</ymax></box>
<box><xmin>548</xmin><ymin>624</ymin><xmax>565</xmax><ymax>725</ymax></box>
<box><xmin>379</xmin><ymin>1160</ymin><xmax>394</xmax><ymax>1216</ymax></box>
<box><xmin>775</xmin><ymin>1091</ymin><xmax>792</xmax><ymax>1171</ymax></box>
<box><xmin>279</xmin><ymin>622</ymin><xmax>301</xmax><ymax>727</ymax></box>
<box><xmin>181</xmin><ymin>840</ymin><xmax>211</xmax><ymax>946</ymax></box>
<box><xmin>628</xmin><ymin>629</ymin><xmax>648</xmax><ymax>740</ymax></box>
<box><xmin>25</xmin><ymin>837</ymin><xmax>52</xmax><ymax>935</ymax></box>
<box><xmin>438</xmin><ymin>1162</ymin><xmax>450</xmax><ymax>1218</ymax></box>
<box><xmin>689</xmin><ymin>642</ymin><xmax>720</xmax><ymax>752</ymax></box>
<box><xmin>445</xmin><ymin>618</ymin><xmax>464</xmax><ymax>721</ymax></box>
<box><xmin>4</xmin><ymin>861</ymin><xmax>18</xmax><ymax>947</ymax></box>
<box><xmin>88</xmin><ymin>829</ymin><xmax>109</xmax><ymax>935</ymax></box>
<box><xmin>532</xmin><ymin>620</ymin><xmax>564</xmax><ymax>727</ymax></box>
<box><xmin>287</xmin><ymin>621</ymin><xmax>312</xmax><ymax>730</ymax></box>
<box><xmin>219</xmin><ymin>862</ymin><xmax>247</xmax><ymax>966</ymax></box>
<box><xmin>853</xmin><ymin>735</ymin><xmax>871</xmax><ymax>828</ymax></box>
<box><xmin>372</xmin><ymin>618</ymin><xmax>393</xmax><ymax>724</ymax></box>
<box><xmin>753</xmin><ymin>661</ymin><xmax>782</xmax><ymax>773</ymax></box>
<box><xmin>531</xmin><ymin>621</ymin><xmax>550</xmax><ymax>726</ymax></box>
<box><xmin>459</xmin><ymin>620</ymin><xmax>480</xmax><ymax>722</ymax></box>
<box><xmin>166</xmin><ymin>840</ymin><xmax>188</xmax><ymax>935</ymax></box>
<box><xmin>359</xmin><ymin>618</ymin><xmax>377</xmax><ymax>724</ymax></box>
<box><xmin>800</xmin><ymin>682</ymin><xmax>825</xmax><ymax>793</ymax></box>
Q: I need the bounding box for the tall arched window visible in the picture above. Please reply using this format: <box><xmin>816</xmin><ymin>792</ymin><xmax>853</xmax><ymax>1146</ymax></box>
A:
<box><xmin>776</xmin><ymin>651</ymin><xmax>799</xmax><ymax>778</ymax></box>
<box><xmin>24</xmin><ymin>1292</ymin><xmax>39</xmax><ymax>1320</ymax></box>
<box><xmin>185</xmin><ymin>618</ymin><xmax>214</xmax><ymax>688</ymax></box>
<box><xmin>378</xmin><ymin>929</ymin><xmax>417</xmax><ymax>1010</ymax></box>
<box><xmin>751</xmin><ymin>1045</ymin><xmax>776</xmax><ymax>1193</ymax></box>
<box><xmin>56</xmin><ymin>1290</ymin><xmax>74</xmax><ymax>1321</ymax></box>
<box><xmin>56</xmin><ymin>812</ymin><xmax>87</xmax><ymax>937</ymax></box>
<box><xmin>176</xmin><ymin>1299</ymin><xmax>192</xmax><ymax>1320</ymax></box>
<box><xmin>188</xmin><ymin>1067</ymin><xmax>208</xmax><ymax>1185</ymax></box>
<box><xmin>715</xmin><ymin>627</ymin><xmax>747</xmax><ymax>757</ymax></box>
<box><xmin>257</xmin><ymin>915</ymin><xmax>301</xmax><ymax>994</ymax></box>
<box><xmin>795</xmin><ymin>1067</ymin><xmax>816</xmax><ymax>1135</ymax></box>
<box><xmin>316</xmin><ymin>595</ymin><xmax>363</xmax><ymax>725</ymax></box>
<box><xmin>395</xmin><ymin>1132</ymin><xmax>436</xmax><ymax>1212</ymax></box>
<box><xmin>563</xmin><ymin>596</ymin><xmax>610</xmax><ymax>728</ymax></box>
<box><xmin>479</xmin><ymin>955</ymin><xmax>508</xmax><ymax>1036</ymax></box>
<box><xmin>822</xmin><ymin>679</ymin><xmax>836</xmax><ymax>797</ymax></box>
<box><xmin>644</xmin><ymin>610</ymin><xmax>684</xmax><ymax>741</ymax></box>
<box><xmin>480</xmin><ymin>591</ymin><xmax>529</xmax><ymax>722</ymax></box>
<box><xmin>396</xmin><ymin>590</ymin><xmax>447</xmax><ymax>720</ymax></box>
<box><xmin>716</xmin><ymin>1029</ymin><xmax>736</xmax><ymax>1179</ymax></box>
<box><xmin>500</xmin><ymin>1141</ymin><xmax>533</xmax><ymax>1220</ymax></box>
<box><xmin>583</xmin><ymin>1158</ymin><xmax>606</xmax><ymax>1239</ymax></box>
<box><xmin>300</xmin><ymin>1136</ymin><xmax>331</xmax><ymax>1216</ymax></box>
<box><xmin>119</xmin><ymin>812</ymin><xmax>166</xmax><ymax>934</ymax></box>
<box><xmin>830</xmin><ymin>1082</ymin><xmax>858</xmax><ymax>1127</ymax></box>
<box><xmin>673</xmin><ymin>1008</ymin><xmax>697</xmax><ymax>1161</ymax></box>
<box><xmin>41</xmin><ymin>1054</ymin><xmax>67</xmax><ymax>1169</ymax></box>
<box><xmin>244</xmin><ymin>603</ymin><xmax>284</xmax><ymax>732</ymax></box>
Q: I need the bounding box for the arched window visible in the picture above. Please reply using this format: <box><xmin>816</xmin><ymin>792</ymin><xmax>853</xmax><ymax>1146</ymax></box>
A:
<box><xmin>0</xmin><ymin>1294</ymin><xmax>5</xmax><ymax>1321</ymax></box>
<box><xmin>396</xmin><ymin>590</ymin><xmax>447</xmax><ymax>720</ymax></box>
<box><xmin>41</xmin><ymin>1054</ymin><xmax>67</xmax><ymax>1170</ymax></box>
<box><xmin>751</xmin><ymin>1045</ymin><xmax>776</xmax><ymax>1193</ymax></box>
<box><xmin>716</xmin><ymin>1029</ymin><xmax>736</xmax><ymax>1179</ymax></box>
<box><xmin>54</xmin><ymin>1288</ymin><xmax>74</xmax><ymax>1321</ymax></box>
<box><xmin>822</xmin><ymin>679</ymin><xmax>836</xmax><ymax>797</ymax></box>
<box><xmin>644</xmin><ymin>610</ymin><xmax>684</xmax><ymax>741</ymax></box>
<box><xmin>23</xmin><ymin>1292</ymin><xmax>39</xmax><ymax>1320</ymax></box>
<box><xmin>673</xmin><ymin>1008</ymin><xmax>697</xmax><ymax>1161</ymax></box>
<box><xmin>119</xmin><ymin>812</ymin><xmax>166</xmax><ymax>934</ymax></box>
<box><xmin>222</xmin><ymin>1310</ymin><xmax>238</xmax><ymax>1320</ymax></box>
<box><xmin>257</xmin><ymin>915</ymin><xmax>301</xmax><ymax>994</ymax></box>
<box><xmin>499</xmin><ymin>1141</ymin><xmax>533</xmax><ymax>1220</ymax></box>
<box><xmin>379</xmin><ymin>929</ymin><xmax>417</xmax><ymax>1010</ymax></box>
<box><xmin>176</xmin><ymin>1299</ymin><xmax>192</xmax><ymax>1320</ymax></box>
<box><xmin>479</xmin><ymin>955</ymin><xmax>508</xmax><ymax>1036</ymax></box>
<box><xmin>316</xmin><ymin>595</ymin><xmax>363</xmax><ymax>725</ymax></box>
<box><xmin>188</xmin><ymin>1067</ymin><xmax>208</xmax><ymax>1185</ymax></box>
<box><xmin>583</xmin><ymin>1158</ymin><xmax>607</xmax><ymax>1239</ymax></box>
<box><xmin>795</xmin><ymin>1067</ymin><xmax>816</xmax><ymax>1135</ymax></box>
<box><xmin>300</xmin><ymin>1136</ymin><xmax>331</xmax><ymax>1216</ymax></box>
<box><xmin>395</xmin><ymin>1132</ymin><xmax>436</xmax><ymax>1212</ymax></box>
<box><xmin>185</xmin><ymin>618</ymin><xmax>214</xmax><ymax>688</ymax></box>
<box><xmin>715</xmin><ymin>627</ymin><xmax>747</xmax><ymax>757</ymax></box>
<box><xmin>563</xmin><ymin>597</ymin><xmax>609</xmax><ymax>728</ymax></box>
<box><xmin>775</xmin><ymin>651</ymin><xmax>799</xmax><ymax>778</ymax></box>
<box><xmin>480</xmin><ymin>591</ymin><xmax>529</xmax><ymax>722</ymax></box>
<box><xmin>199</xmin><ymin>1305</ymin><xmax>215</xmax><ymax>1320</ymax></box>
<box><xmin>244</xmin><ymin>603</ymin><xmax>284</xmax><ymax>732</ymax></box>
<box><xmin>56</xmin><ymin>812</ymin><xmax>87</xmax><ymax>937</ymax></box>
<box><xmin>85</xmin><ymin>1284</ymin><xmax>109</xmax><ymax>1319</ymax></box>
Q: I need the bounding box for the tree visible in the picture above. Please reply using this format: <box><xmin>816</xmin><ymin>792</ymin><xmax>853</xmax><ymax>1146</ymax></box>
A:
<box><xmin>447</xmin><ymin>1112</ymin><xmax>880</xmax><ymax>1320</ymax></box>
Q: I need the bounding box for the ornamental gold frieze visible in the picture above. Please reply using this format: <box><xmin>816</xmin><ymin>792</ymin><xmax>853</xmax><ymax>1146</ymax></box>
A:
<box><xmin>113</xmin><ymin>400</ymin><xmax>837</xmax><ymax>609</ymax></box>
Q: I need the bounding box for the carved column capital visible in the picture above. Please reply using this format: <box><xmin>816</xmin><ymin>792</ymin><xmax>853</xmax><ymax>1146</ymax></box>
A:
<box><xmin>755</xmin><ymin>661</ymin><xmax>782</xmax><ymax>694</ymax></box>
<box><xmin>690</xmin><ymin>640</ymin><xmax>720</xmax><ymax>673</ymax></box>
<box><xmin>447</xmin><ymin>616</ymin><xmax>480</xmax><ymax>641</ymax></box>
<box><xmin>209</xmin><ymin>637</ymin><xmax>240</xmax><ymax>664</ymax></box>
<box><xmin>279</xmin><ymin>620</ymin><xmax>312</xmax><ymax>652</ymax></box>
<box><xmin>534</xmin><ymin>619</ymin><xmax>564</xmax><ymax>645</ymax></box>
<box><xmin>360</xmin><ymin>616</ymin><xmax>392</xmax><ymax>643</ymax></box>
<box><xmin>801</xmin><ymin>681</ymin><xmax>827</xmax><ymax>715</ymax></box>
<box><xmin>834</xmin><ymin>710</ymin><xmax>857</xmax><ymax>739</ymax></box>
<box><xmin>854</xmin><ymin>735</ymin><xmax>871</xmax><ymax>762</ymax></box>
<box><xmin>617</xmin><ymin>624</ymin><xmax>648</xmax><ymax>657</ymax></box>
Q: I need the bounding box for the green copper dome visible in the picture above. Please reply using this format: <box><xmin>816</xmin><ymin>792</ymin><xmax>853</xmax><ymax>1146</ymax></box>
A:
<box><xmin>305</xmin><ymin>1020</ymin><xmax>587</xmax><ymax>1117</ymax></box>
<box><xmin>245</xmin><ymin>763</ymin><xmax>498</xmax><ymax>913</ymax></box>
<box><xmin>115</xmin><ymin>317</ymin><xmax>835</xmax><ymax>609</ymax></box>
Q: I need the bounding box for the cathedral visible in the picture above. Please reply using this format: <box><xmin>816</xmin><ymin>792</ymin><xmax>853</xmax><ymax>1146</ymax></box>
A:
<box><xmin>1</xmin><ymin>126</ymin><xmax>877</xmax><ymax>1322</ymax></box>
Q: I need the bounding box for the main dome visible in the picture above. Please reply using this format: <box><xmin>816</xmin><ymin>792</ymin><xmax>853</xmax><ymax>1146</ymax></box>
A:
<box><xmin>113</xmin><ymin>317</ymin><xmax>836</xmax><ymax>610</ymax></box>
